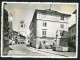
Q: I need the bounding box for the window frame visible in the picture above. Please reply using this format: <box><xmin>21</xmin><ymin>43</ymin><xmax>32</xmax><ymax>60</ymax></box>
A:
<box><xmin>42</xmin><ymin>30</ymin><xmax>47</xmax><ymax>37</ymax></box>
<box><xmin>61</xmin><ymin>15</ymin><xmax>64</xmax><ymax>20</ymax></box>
<box><xmin>43</xmin><ymin>22</ymin><xmax>47</xmax><ymax>27</ymax></box>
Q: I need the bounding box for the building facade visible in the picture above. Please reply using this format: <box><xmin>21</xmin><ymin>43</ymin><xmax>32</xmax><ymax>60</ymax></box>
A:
<box><xmin>68</xmin><ymin>10</ymin><xmax>77</xmax><ymax>52</ymax></box>
<box><xmin>12</xmin><ymin>31</ymin><xmax>26</xmax><ymax>44</ymax></box>
<box><xmin>18</xmin><ymin>34</ymin><xmax>26</xmax><ymax>44</ymax></box>
<box><xmin>3</xmin><ymin>9</ymin><xmax>9</xmax><ymax>47</ymax></box>
<box><xmin>29</xmin><ymin>9</ymin><xmax>71</xmax><ymax>49</ymax></box>
<box><xmin>69</xmin><ymin>24</ymin><xmax>76</xmax><ymax>48</ymax></box>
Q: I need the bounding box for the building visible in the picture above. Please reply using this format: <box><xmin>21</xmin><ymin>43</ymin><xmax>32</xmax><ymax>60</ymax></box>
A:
<box><xmin>3</xmin><ymin>3</ymin><xmax>10</xmax><ymax>55</ymax></box>
<box><xmin>18</xmin><ymin>34</ymin><xmax>26</xmax><ymax>44</ymax></box>
<box><xmin>19</xmin><ymin>20</ymin><xmax>26</xmax><ymax>36</ymax></box>
<box><xmin>3</xmin><ymin>8</ymin><xmax>9</xmax><ymax>47</ymax></box>
<box><xmin>12</xmin><ymin>31</ymin><xmax>26</xmax><ymax>44</ymax></box>
<box><xmin>29</xmin><ymin>9</ymin><xmax>71</xmax><ymax>49</ymax></box>
<box><xmin>68</xmin><ymin>10</ymin><xmax>77</xmax><ymax>52</ymax></box>
<box><xmin>69</xmin><ymin>24</ymin><xmax>76</xmax><ymax>48</ymax></box>
<box><xmin>26</xmin><ymin>35</ymin><xmax>30</xmax><ymax>46</ymax></box>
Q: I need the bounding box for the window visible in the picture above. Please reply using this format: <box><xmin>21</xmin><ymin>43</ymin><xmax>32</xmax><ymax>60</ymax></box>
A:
<box><xmin>74</xmin><ymin>35</ymin><xmax>76</xmax><ymax>40</ymax></box>
<box><xmin>45</xmin><ymin>23</ymin><xmax>47</xmax><ymax>27</ymax></box>
<box><xmin>72</xmin><ymin>36</ymin><xmax>74</xmax><ymax>40</ymax></box>
<box><xmin>60</xmin><ymin>24</ymin><xmax>64</xmax><ymax>28</ymax></box>
<box><xmin>42</xmin><ymin>30</ymin><xmax>46</xmax><ymax>36</ymax></box>
<box><xmin>21</xmin><ymin>24</ymin><xmax>23</xmax><ymax>27</ymax></box>
<box><xmin>72</xmin><ymin>29</ymin><xmax>74</xmax><ymax>33</ymax></box>
<box><xmin>75</xmin><ymin>28</ymin><xmax>76</xmax><ymax>32</ymax></box>
<box><xmin>61</xmin><ymin>15</ymin><xmax>64</xmax><ymax>20</ymax></box>
<box><xmin>72</xmin><ymin>36</ymin><xmax>73</xmax><ymax>40</ymax></box>
<box><xmin>43</xmin><ymin>22</ymin><xmax>47</xmax><ymax>27</ymax></box>
<box><xmin>60</xmin><ymin>30</ymin><xmax>64</xmax><ymax>36</ymax></box>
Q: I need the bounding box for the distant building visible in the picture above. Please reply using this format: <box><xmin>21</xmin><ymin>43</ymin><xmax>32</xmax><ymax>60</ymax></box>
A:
<box><xmin>12</xmin><ymin>31</ymin><xmax>26</xmax><ymax>44</ymax></box>
<box><xmin>29</xmin><ymin>9</ymin><xmax>71</xmax><ymax>49</ymax></box>
<box><xmin>26</xmin><ymin>36</ymin><xmax>30</xmax><ymax>46</ymax></box>
<box><xmin>18</xmin><ymin>34</ymin><xmax>26</xmax><ymax>44</ymax></box>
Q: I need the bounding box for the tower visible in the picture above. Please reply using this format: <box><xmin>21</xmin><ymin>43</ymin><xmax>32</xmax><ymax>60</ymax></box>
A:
<box><xmin>19</xmin><ymin>20</ymin><xmax>26</xmax><ymax>36</ymax></box>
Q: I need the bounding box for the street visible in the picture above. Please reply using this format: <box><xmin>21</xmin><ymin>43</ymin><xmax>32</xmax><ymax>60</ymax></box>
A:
<box><xmin>8</xmin><ymin>44</ymin><xmax>44</xmax><ymax>56</ymax></box>
<box><xmin>7</xmin><ymin>44</ymin><xmax>69</xmax><ymax>57</ymax></box>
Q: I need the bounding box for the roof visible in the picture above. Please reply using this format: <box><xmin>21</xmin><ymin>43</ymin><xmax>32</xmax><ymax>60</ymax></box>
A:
<box><xmin>13</xmin><ymin>30</ymin><xmax>18</xmax><ymax>33</ymax></box>
<box><xmin>69</xmin><ymin>24</ymin><xmax>76</xmax><ymax>30</ymax></box>
<box><xmin>73</xmin><ymin>10</ymin><xmax>77</xmax><ymax>14</ymax></box>
<box><xmin>19</xmin><ymin>34</ymin><xmax>26</xmax><ymax>38</ymax></box>
<box><xmin>29</xmin><ymin>9</ymin><xmax>71</xmax><ymax>29</ymax></box>
<box><xmin>35</xmin><ymin>9</ymin><xmax>71</xmax><ymax>16</ymax></box>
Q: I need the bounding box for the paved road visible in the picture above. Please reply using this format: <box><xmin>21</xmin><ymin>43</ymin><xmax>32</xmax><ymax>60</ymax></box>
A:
<box><xmin>8</xmin><ymin>44</ymin><xmax>45</xmax><ymax>56</ymax></box>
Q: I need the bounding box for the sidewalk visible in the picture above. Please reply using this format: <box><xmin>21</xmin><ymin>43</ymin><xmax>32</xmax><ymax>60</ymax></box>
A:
<box><xmin>3</xmin><ymin>46</ymin><xmax>12</xmax><ymax>56</ymax></box>
<box><xmin>28</xmin><ymin>47</ymin><xmax>76</xmax><ymax>57</ymax></box>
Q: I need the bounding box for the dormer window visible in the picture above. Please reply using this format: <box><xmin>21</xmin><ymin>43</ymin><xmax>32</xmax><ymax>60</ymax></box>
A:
<box><xmin>61</xmin><ymin>15</ymin><xmax>64</xmax><ymax>20</ymax></box>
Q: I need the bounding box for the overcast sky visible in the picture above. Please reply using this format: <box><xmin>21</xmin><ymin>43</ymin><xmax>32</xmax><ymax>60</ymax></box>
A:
<box><xmin>4</xmin><ymin>2</ymin><xmax>77</xmax><ymax>36</ymax></box>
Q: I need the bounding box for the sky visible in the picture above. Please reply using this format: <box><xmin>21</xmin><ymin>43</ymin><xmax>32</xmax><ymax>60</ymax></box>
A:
<box><xmin>4</xmin><ymin>2</ymin><xmax>77</xmax><ymax>37</ymax></box>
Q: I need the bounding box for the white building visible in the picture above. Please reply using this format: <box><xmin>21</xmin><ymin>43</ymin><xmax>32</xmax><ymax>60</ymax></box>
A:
<box><xmin>29</xmin><ymin>9</ymin><xmax>71</xmax><ymax>49</ymax></box>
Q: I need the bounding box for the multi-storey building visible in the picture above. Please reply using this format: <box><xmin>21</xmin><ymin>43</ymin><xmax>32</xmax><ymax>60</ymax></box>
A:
<box><xmin>29</xmin><ymin>9</ymin><xmax>71</xmax><ymax>49</ymax></box>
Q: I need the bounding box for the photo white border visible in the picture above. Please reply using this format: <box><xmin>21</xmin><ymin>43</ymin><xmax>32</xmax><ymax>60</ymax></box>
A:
<box><xmin>1</xmin><ymin>2</ymin><xmax>79</xmax><ymax>58</ymax></box>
